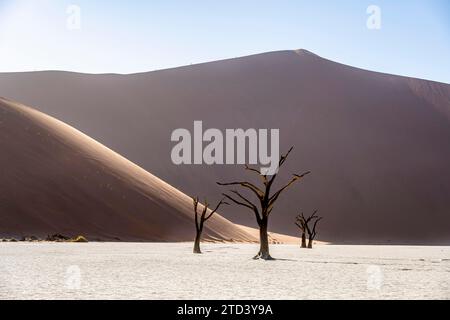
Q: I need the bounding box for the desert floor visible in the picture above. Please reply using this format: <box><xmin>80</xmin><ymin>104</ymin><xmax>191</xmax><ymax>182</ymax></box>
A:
<box><xmin>0</xmin><ymin>243</ymin><xmax>449</xmax><ymax>300</ymax></box>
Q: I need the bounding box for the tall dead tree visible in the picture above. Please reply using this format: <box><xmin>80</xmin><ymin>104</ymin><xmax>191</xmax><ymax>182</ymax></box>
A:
<box><xmin>295</xmin><ymin>210</ymin><xmax>323</xmax><ymax>248</ymax></box>
<box><xmin>193</xmin><ymin>197</ymin><xmax>228</xmax><ymax>254</ymax></box>
<box><xmin>218</xmin><ymin>147</ymin><xmax>310</xmax><ymax>260</ymax></box>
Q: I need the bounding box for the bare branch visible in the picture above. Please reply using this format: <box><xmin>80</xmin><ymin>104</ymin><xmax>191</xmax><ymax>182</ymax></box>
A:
<box><xmin>198</xmin><ymin>199</ymin><xmax>209</xmax><ymax>225</ymax></box>
<box><xmin>311</xmin><ymin>216</ymin><xmax>323</xmax><ymax>240</ymax></box>
<box><xmin>230</xmin><ymin>190</ymin><xmax>256</xmax><ymax>208</ymax></box>
<box><xmin>217</xmin><ymin>181</ymin><xmax>264</xmax><ymax>200</ymax></box>
<box><xmin>295</xmin><ymin>222</ymin><xmax>304</xmax><ymax>231</ymax></box>
<box><xmin>279</xmin><ymin>146</ymin><xmax>294</xmax><ymax>168</ymax></box>
<box><xmin>245</xmin><ymin>164</ymin><xmax>269</xmax><ymax>185</ymax></box>
<box><xmin>244</xmin><ymin>164</ymin><xmax>261</xmax><ymax>175</ymax></box>
<box><xmin>295</xmin><ymin>214</ymin><xmax>306</xmax><ymax>230</ymax></box>
<box><xmin>222</xmin><ymin>193</ymin><xmax>262</xmax><ymax>224</ymax></box>
<box><xmin>222</xmin><ymin>193</ymin><xmax>252</xmax><ymax>210</ymax></box>
<box><xmin>205</xmin><ymin>198</ymin><xmax>229</xmax><ymax>221</ymax></box>
<box><xmin>302</xmin><ymin>210</ymin><xmax>319</xmax><ymax>225</ymax></box>
<box><xmin>268</xmin><ymin>171</ymin><xmax>311</xmax><ymax>208</ymax></box>
<box><xmin>266</xmin><ymin>147</ymin><xmax>294</xmax><ymax>187</ymax></box>
<box><xmin>193</xmin><ymin>197</ymin><xmax>200</xmax><ymax>231</ymax></box>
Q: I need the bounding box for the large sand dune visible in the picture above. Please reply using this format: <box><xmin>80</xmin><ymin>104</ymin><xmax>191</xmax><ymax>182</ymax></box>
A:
<box><xmin>0</xmin><ymin>97</ymin><xmax>257</xmax><ymax>242</ymax></box>
<box><xmin>1</xmin><ymin>50</ymin><xmax>449</xmax><ymax>243</ymax></box>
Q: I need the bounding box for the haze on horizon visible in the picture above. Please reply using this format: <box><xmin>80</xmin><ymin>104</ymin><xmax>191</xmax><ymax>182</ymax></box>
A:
<box><xmin>0</xmin><ymin>0</ymin><xmax>449</xmax><ymax>83</ymax></box>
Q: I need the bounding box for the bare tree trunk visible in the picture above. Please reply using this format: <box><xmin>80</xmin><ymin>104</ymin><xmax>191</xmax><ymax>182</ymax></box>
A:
<box><xmin>301</xmin><ymin>232</ymin><xmax>307</xmax><ymax>248</ymax></box>
<box><xmin>254</xmin><ymin>219</ymin><xmax>272</xmax><ymax>260</ymax></box>
<box><xmin>307</xmin><ymin>239</ymin><xmax>313</xmax><ymax>249</ymax></box>
<box><xmin>192</xmin><ymin>197</ymin><xmax>229</xmax><ymax>255</ymax></box>
<box><xmin>193</xmin><ymin>230</ymin><xmax>202</xmax><ymax>254</ymax></box>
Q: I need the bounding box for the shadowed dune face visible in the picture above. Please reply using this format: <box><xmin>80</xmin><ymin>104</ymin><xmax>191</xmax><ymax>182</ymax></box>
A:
<box><xmin>0</xmin><ymin>98</ymin><xmax>257</xmax><ymax>242</ymax></box>
<box><xmin>1</xmin><ymin>50</ymin><xmax>449</xmax><ymax>243</ymax></box>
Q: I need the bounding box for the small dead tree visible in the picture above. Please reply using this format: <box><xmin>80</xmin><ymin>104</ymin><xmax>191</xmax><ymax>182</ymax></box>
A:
<box><xmin>218</xmin><ymin>147</ymin><xmax>310</xmax><ymax>260</ymax></box>
<box><xmin>294</xmin><ymin>215</ymin><xmax>308</xmax><ymax>248</ymax></box>
<box><xmin>295</xmin><ymin>210</ymin><xmax>323</xmax><ymax>248</ymax></box>
<box><xmin>193</xmin><ymin>197</ymin><xmax>228</xmax><ymax>254</ymax></box>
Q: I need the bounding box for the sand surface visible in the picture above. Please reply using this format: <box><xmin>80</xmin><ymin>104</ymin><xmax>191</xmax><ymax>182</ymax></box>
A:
<box><xmin>0</xmin><ymin>97</ymin><xmax>256</xmax><ymax>242</ymax></box>
<box><xmin>1</xmin><ymin>50</ymin><xmax>449</xmax><ymax>243</ymax></box>
<box><xmin>1</xmin><ymin>243</ymin><xmax>448</xmax><ymax>300</ymax></box>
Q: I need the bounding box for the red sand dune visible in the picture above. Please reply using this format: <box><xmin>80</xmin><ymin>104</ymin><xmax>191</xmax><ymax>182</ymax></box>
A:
<box><xmin>0</xmin><ymin>97</ymin><xmax>258</xmax><ymax>242</ymax></box>
<box><xmin>1</xmin><ymin>50</ymin><xmax>449</xmax><ymax>244</ymax></box>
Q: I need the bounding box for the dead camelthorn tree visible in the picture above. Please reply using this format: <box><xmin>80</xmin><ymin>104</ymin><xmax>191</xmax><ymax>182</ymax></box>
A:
<box><xmin>217</xmin><ymin>147</ymin><xmax>310</xmax><ymax>260</ymax></box>
<box><xmin>294</xmin><ymin>214</ymin><xmax>308</xmax><ymax>248</ymax></box>
<box><xmin>192</xmin><ymin>197</ymin><xmax>229</xmax><ymax>254</ymax></box>
<box><xmin>295</xmin><ymin>210</ymin><xmax>323</xmax><ymax>248</ymax></box>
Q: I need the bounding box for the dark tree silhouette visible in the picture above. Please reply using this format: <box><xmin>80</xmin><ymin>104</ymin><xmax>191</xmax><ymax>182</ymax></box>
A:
<box><xmin>295</xmin><ymin>210</ymin><xmax>323</xmax><ymax>248</ymax></box>
<box><xmin>294</xmin><ymin>215</ymin><xmax>308</xmax><ymax>248</ymax></box>
<box><xmin>192</xmin><ymin>197</ymin><xmax>228</xmax><ymax>254</ymax></box>
<box><xmin>218</xmin><ymin>147</ymin><xmax>310</xmax><ymax>260</ymax></box>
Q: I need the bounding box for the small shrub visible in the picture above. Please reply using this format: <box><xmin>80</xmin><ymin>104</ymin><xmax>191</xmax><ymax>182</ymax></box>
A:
<box><xmin>71</xmin><ymin>235</ymin><xmax>88</xmax><ymax>243</ymax></box>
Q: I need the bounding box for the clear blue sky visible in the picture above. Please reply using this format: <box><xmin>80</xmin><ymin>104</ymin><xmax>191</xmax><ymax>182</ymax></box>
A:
<box><xmin>0</xmin><ymin>0</ymin><xmax>449</xmax><ymax>83</ymax></box>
